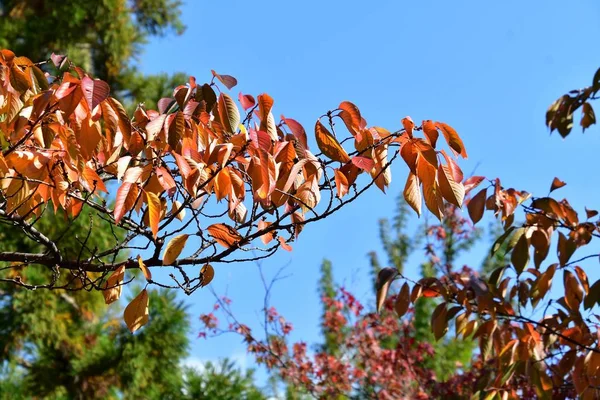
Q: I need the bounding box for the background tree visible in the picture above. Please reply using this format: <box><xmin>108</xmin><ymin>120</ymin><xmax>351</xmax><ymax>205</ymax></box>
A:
<box><xmin>0</xmin><ymin>0</ymin><xmax>186</xmax><ymax>108</ymax></box>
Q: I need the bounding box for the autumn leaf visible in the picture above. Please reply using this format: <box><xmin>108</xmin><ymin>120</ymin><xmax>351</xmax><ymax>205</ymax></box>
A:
<box><xmin>437</xmin><ymin>164</ymin><xmax>465</xmax><ymax>207</ymax></box>
<box><xmin>403</xmin><ymin>172</ymin><xmax>421</xmax><ymax>216</ymax></box>
<box><xmin>258</xmin><ymin>220</ymin><xmax>274</xmax><ymax>245</ymax></box>
<box><xmin>315</xmin><ymin>120</ymin><xmax>350</xmax><ymax>163</ymax></box>
<box><xmin>218</xmin><ymin>93</ymin><xmax>240</xmax><ymax>134</ymax></box>
<box><xmin>144</xmin><ymin>191</ymin><xmax>161</xmax><ymax>238</ymax></box>
<box><xmin>278</xmin><ymin>236</ymin><xmax>293</xmax><ymax>251</ymax></box>
<box><xmin>124</xmin><ymin>289</ymin><xmax>149</xmax><ymax>333</ymax></box>
<box><xmin>436</xmin><ymin>122</ymin><xmax>467</xmax><ymax>158</ymax></box>
<box><xmin>550</xmin><ymin>177</ymin><xmax>566</xmax><ymax>193</ymax></box>
<box><xmin>200</xmin><ymin>264</ymin><xmax>215</xmax><ymax>287</ymax></box>
<box><xmin>211</xmin><ymin>70</ymin><xmax>238</xmax><ymax>89</ymax></box>
<box><xmin>114</xmin><ymin>182</ymin><xmax>139</xmax><ymax>224</ymax></box>
<box><xmin>334</xmin><ymin>168</ymin><xmax>349</xmax><ymax>198</ymax></box>
<box><xmin>395</xmin><ymin>282</ymin><xmax>410</xmax><ymax>317</ymax></box>
<box><xmin>103</xmin><ymin>265</ymin><xmax>125</xmax><ymax>305</ymax></box>
<box><xmin>207</xmin><ymin>223</ymin><xmax>243</xmax><ymax>248</ymax></box>
<box><xmin>467</xmin><ymin>188</ymin><xmax>487</xmax><ymax>224</ymax></box>
<box><xmin>81</xmin><ymin>76</ymin><xmax>110</xmax><ymax>111</ymax></box>
<box><xmin>162</xmin><ymin>234</ymin><xmax>189</xmax><ymax>265</ymax></box>
<box><xmin>375</xmin><ymin>267</ymin><xmax>398</xmax><ymax>313</ymax></box>
<box><xmin>137</xmin><ymin>255</ymin><xmax>152</xmax><ymax>281</ymax></box>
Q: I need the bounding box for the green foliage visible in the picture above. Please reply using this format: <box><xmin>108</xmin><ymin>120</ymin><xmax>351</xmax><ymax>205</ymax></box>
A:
<box><xmin>318</xmin><ymin>259</ymin><xmax>342</xmax><ymax>356</ymax></box>
<box><xmin>182</xmin><ymin>359</ymin><xmax>267</xmax><ymax>400</ymax></box>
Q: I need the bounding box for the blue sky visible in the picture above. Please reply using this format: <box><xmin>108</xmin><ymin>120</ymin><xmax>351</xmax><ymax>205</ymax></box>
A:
<box><xmin>136</xmin><ymin>0</ymin><xmax>600</xmax><ymax>380</ymax></box>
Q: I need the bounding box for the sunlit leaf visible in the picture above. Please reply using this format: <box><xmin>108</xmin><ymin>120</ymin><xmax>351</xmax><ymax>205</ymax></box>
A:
<box><xmin>207</xmin><ymin>223</ymin><xmax>243</xmax><ymax>248</ymax></box>
<box><xmin>162</xmin><ymin>234</ymin><xmax>189</xmax><ymax>265</ymax></box>
<box><xmin>315</xmin><ymin>120</ymin><xmax>350</xmax><ymax>163</ymax></box>
<box><xmin>200</xmin><ymin>264</ymin><xmax>215</xmax><ymax>287</ymax></box>
<box><xmin>137</xmin><ymin>255</ymin><xmax>152</xmax><ymax>281</ymax></box>
<box><xmin>124</xmin><ymin>289</ymin><xmax>149</xmax><ymax>333</ymax></box>
<box><xmin>403</xmin><ymin>172</ymin><xmax>422</xmax><ymax>216</ymax></box>
<box><xmin>102</xmin><ymin>265</ymin><xmax>125</xmax><ymax>305</ymax></box>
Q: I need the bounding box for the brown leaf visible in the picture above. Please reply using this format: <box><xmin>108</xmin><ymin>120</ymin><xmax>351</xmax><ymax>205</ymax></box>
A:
<box><xmin>207</xmin><ymin>223</ymin><xmax>243</xmax><ymax>248</ymax></box>
<box><xmin>103</xmin><ymin>265</ymin><xmax>125</xmax><ymax>305</ymax></box>
<box><xmin>124</xmin><ymin>289</ymin><xmax>149</xmax><ymax>333</ymax></box>
<box><xmin>581</xmin><ymin>102</ymin><xmax>596</xmax><ymax>132</ymax></box>
<box><xmin>211</xmin><ymin>70</ymin><xmax>238</xmax><ymax>89</ymax></box>
<box><xmin>431</xmin><ymin>303</ymin><xmax>448</xmax><ymax>340</ymax></box>
<box><xmin>375</xmin><ymin>267</ymin><xmax>398</xmax><ymax>313</ymax></box>
<box><xmin>564</xmin><ymin>270</ymin><xmax>584</xmax><ymax>310</ymax></box>
<box><xmin>403</xmin><ymin>172</ymin><xmax>422</xmax><ymax>216</ymax></box>
<box><xmin>511</xmin><ymin>234</ymin><xmax>529</xmax><ymax>274</ymax></box>
<box><xmin>162</xmin><ymin>234</ymin><xmax>189</xmax><ymax>265</ymax></box>
<box><xmin>200</xmin><ymin>264</ymin><xmax>215</xmax><ymax>287</ymax></box>
<box><xmin>550</xmin><ymin>177</ymin><xmax>566</xmax><ymax>193</ymax></box>
<box><xmin>467</xmin><ymin>188</ymin><xmax>487</xmax><ymax>224</ymax></box>
<box><xmin>395</xmin><ymin>282</ymin><xmax>410</xmax><ymax>317</ymax></box>
<box><xmin>585</xmin><ymin>207</ymin><xmax>598</xmax><ymax>219</ymax></box>
<box><xmin>137</xmin><ymin>255</ymin><xmax>152</xmax><ymax>281</ymax></box>
<box><xmin>315</xmin><ymin>120</ymin><xmax>350</xmax><ymax>163</ymax></box>
<box><xmin>558</xmin><ymin>232</ymin><xmax>577</xmax><ymax>266</ymax></box>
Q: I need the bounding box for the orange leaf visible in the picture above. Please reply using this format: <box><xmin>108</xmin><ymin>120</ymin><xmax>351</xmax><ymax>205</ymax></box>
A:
<box><xmin>436</xmin><ymin>122</ymin><xmax>467</xmax><ymax>158</ymax></box>
<box><xmin>423</xmin><ymin>181</ymin><xmax>443</xmax><ymax>221</ymax></box>
<box><xmin>258</xmin><ymin>93</ymin><xmax>278</xmax><ymax>141</ymax></box>
<box><xmin>464</xmin><ymin>176</ymin><xmax>485</xmax><ymax>194</ymax></box>
<box><xmin>550</xmin><ymin>177</ymin><xmax>566</xmax><ymax>193</ymax></box>
<box><xmin>334</xmin><ymin>168</ymin><xmax>349</xmax><ymax>198</ymax></box>
<box><xmin>123</xmin><ymin>289</ymin><xmax>149</xmax><ymax>333</ymax></box>
<box><xmin>137</xmin><ymin>255</ymin><xmax>152</xmax><ymax>281</ymax></box>
<box><xmin>278</xmin><ymin>236</ymin><xmax>293</xmax><ymax>251</ymax></box>
<box><xmin>338</xmin><ymin>101</ymin><xmax>362</xmax><ymax>136</ymax></box>
<box><xmin>162</xmin><ymin>234</ymin><xmax>189</xmax><ymax>265</ymax></box>
<box><xmin>207</xmin><ymin>223</ymin><xmax>243</xmax><ymax>248</ymax></box>
<box><xmin>103</xmin><ymin>265</ymin><xmax>125</xmax><ymax>305</ymax></box>
<box><xmin>315</xmin><ymin>120</ymin><xmax>350</xmax><ymax>163</ymax></box>
<box><xmin>403</xmin><ymin>172</ymin><xmax>422</xmax><ymax>216</ymax></box>
<box><xmin>258</xmin><ymin>220</ymin><xmax>274</xmax><ymax>245</ymax></box>
<box><xmin>82</xmin><ymin>166</ymin><xmax>107</xmax><ymax>193</ymax></box>
<box><xmin>437</xmin><ymin>163</ymin><xmax>465</xmax><ymax>207</ymax></box>
<box><xmin>145</xmin><ymin>191</ymin><xmax>161</xmax><ymax>238</ymax></box>
<box><xmin>114</xmin><ymin>182</ymin><xmax>139</xmax><ymax>223</ymax></box>
<box><xmin>422</xmin><ymin>120</ymin><xmax>439</xmax><ymax>147</ymax></box>
<box><xmin>351</xmin><ymin>156</ymin><xmax>374</xmax><ymax>171</ymax></box>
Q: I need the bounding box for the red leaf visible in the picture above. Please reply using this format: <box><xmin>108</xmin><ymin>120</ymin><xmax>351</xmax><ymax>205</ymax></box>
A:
<box><xmin>238</xmin><ymin>92</ymin><xmax>256</xmax><ymax>110</ymax></box>
<box><xmin>114</xmin><ymin>182</ymin><xmax>139</xmax><ymax>223</ymax></box>
<box><xmin>81</xmin><ymin>76</ymin><xmax>110</xmax><ymax>111</ymax></box>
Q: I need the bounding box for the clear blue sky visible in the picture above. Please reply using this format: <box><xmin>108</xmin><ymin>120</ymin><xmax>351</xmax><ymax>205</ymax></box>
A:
<box><xmin>137</xmin><ymin>0</ymin><xmax>600</xmax><ymax>377</ymax></box>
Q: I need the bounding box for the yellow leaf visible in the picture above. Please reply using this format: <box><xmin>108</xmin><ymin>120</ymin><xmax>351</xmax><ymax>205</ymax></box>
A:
<box><xmin>315</xmin><ymin>120</ymin><xmax>350</xmax><ymax>163</ymax></box>
<box><xmin>145</xmin><ymin>191</ymin><xmax>161</xmax><ymax>238</ymax></box>
<box><xmin>200</xmin><ymin>264</ymin><xmax>215</xmax><ymax>287</ymax></box>
<box><xmin>124</xmin><ymin>289</ymin><xmax>149</xmax><ymax>333</ymax></box>
<box><xmin>103</xmin><ymin>265</ymin><xmax>125</xmax><ymax>305</ymax></box>
<box><xmin>162</xmin><ymin>234</ymin><xmax>189</xmax><ymax>265</ymax></box>
<box><xmin>137</xmin><ymin>255</ymin><xmax>152</xmax><ymax>281</ymax></box>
